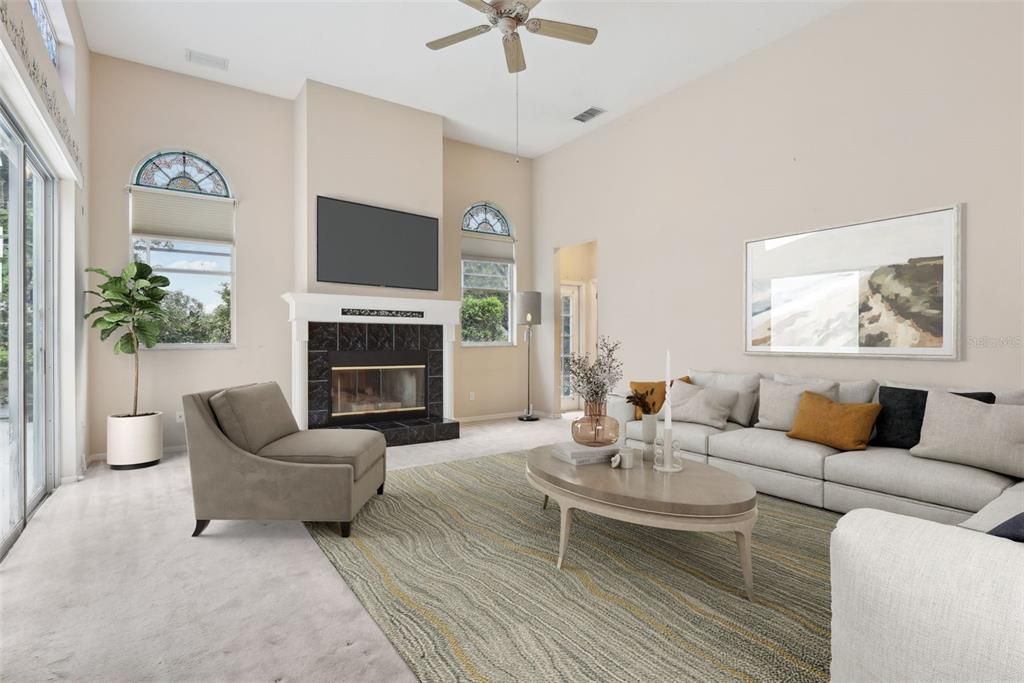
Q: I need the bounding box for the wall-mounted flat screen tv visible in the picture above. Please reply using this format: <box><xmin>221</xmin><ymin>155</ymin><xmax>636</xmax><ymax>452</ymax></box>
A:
<box><xmin>316</xmin><ymin>196</ymin><xmax>439</xmax><ymax>291</ymax></box>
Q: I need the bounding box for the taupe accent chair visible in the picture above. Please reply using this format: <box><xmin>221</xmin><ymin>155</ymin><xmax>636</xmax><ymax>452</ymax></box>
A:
<box><xmin>182</xmin><ymin>382</ymin><xmax>386</xmax><ymax>538</ymax></box>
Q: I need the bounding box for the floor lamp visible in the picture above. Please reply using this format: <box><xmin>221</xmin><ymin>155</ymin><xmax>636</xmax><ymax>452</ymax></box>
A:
<box><xmin>517</xmin><ymin>291</ymin><xmax>541</xmax><ymax>422</ymax></box>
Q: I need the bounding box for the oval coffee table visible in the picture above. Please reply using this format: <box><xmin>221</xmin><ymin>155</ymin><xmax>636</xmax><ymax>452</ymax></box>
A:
<box><xmin>526</xmin><ymin>444</ymin><xmax>759</xmax><ymax>600</ymax></box>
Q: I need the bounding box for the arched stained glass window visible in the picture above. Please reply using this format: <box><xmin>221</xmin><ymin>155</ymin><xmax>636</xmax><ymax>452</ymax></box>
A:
<box><xmin>462</xmin><ymin>202</ymin><xmax>511</xmax><ymax>237</ymax></box>
<box><xmin>134</xmin><ymin>151</ymin><xmax>230</xmax><ymax>197</ymax></box>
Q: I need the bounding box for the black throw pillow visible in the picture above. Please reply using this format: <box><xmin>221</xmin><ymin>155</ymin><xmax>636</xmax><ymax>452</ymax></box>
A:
<box><xmin>988</xmin><ymin>513</ymin><xmax>1024</xmax><ymax>543</ymax></box>
<box><xmin>871</xmin><ymin>387</ymin><xmax>996</xmax><ymax>449</ymax></box>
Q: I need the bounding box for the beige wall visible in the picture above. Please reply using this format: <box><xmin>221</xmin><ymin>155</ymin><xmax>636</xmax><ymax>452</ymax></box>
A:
<box><xmin>295</xmin><ymin>80</ymin><xmax>446</xmax><ymax>297</ymax></box>
<box><xmin>531</xmin><ymin>1</ymin><xmax>1024</xmax><ymax>416</ymax></box>
<box><xmin>88</xmin><ymin>56</ymin><xmax>294</xmax><ymax>455</ymax></box>
<box><xmin>444</xmin><ymin>139</ymin><xmax>534</xmax><ymax>419</ymax></box>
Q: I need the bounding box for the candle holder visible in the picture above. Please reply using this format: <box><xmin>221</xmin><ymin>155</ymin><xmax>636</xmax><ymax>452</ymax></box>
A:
<box><xmin>653</xmin><ymin>426</ymin><xmax>684</xmax><ymax>473</ymax></box>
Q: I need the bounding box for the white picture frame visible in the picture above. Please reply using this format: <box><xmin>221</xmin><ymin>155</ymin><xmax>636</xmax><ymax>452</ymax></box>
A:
<box><xmin>744</xmin><ymin>205</ymin><xmax>962</xmax><ymax>359</ymax></box>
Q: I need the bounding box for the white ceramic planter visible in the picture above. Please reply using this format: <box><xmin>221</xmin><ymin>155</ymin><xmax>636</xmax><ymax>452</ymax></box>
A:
<box><xmin>107</xmin><ymin>412</ymin><xmax>163</xmax><ymax>470</ymax></box>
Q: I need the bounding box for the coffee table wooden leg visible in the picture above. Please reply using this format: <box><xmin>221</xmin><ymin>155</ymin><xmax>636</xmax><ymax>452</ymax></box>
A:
<box><xmin>557</xmin><ymin>505</ymin><xmax>574</xmax><ymax>570</ymax></box>
<box><xmin>542</xmin><ymin>494</ymin><xmax>549</xmax><ymax>510</ymax></box>
<box><xmin>735</xmin><ymin>527</ymin><xmax>754</xmax><ymax>601</ymax></box>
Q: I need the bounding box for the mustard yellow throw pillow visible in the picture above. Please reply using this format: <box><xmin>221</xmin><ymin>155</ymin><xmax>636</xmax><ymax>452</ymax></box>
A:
<box><xmin>629</xmin><ymin>377</ymin><xmax>691</xmax><ymax>420</ymax></box>
<box><xmin>787</xmin><ymin>391</ymin><xmax>881</xmax><ymax>451</ymax></box>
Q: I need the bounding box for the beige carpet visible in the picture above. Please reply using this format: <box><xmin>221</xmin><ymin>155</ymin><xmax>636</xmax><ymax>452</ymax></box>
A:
<box><xmin>310</xmin><ymin>451</ymin><xmax>841</xmax><ymax>683</ymax></box>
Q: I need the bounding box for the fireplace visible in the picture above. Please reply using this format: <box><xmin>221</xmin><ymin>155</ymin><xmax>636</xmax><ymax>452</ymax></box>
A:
<box><xmin>330</xmin><ymin>350</ymin><xmax>427</xmax><ymax>425</ymax></box>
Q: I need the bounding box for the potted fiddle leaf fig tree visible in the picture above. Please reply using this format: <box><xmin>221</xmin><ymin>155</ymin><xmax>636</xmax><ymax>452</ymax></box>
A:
<box><xmin>85</xmin><ymin>262</ymin><xmax>170</xmax><ymax>469</ymax></box>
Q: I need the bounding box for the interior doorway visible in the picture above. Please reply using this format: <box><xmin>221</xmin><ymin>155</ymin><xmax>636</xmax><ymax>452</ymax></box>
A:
<box><xmin>556</xmin><ymin>241</ymin><xmax>598</xmax><ymax>415</ymax></box>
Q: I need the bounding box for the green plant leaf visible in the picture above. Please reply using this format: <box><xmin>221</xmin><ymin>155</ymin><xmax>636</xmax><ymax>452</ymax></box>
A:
<box><xmin>85</xmin><ymin>266</ymin><xmax>113</xmax><ymax>279</ymax></box>
<box><xmin>114</xmin><ymin>334</ymin><xmax>137</xmax><ymax>355</ymax></box>
<box><xmin>133</xmin><ymin>262</ymin><xmax>153</xmax><ymax>279</ymax></box>
<box><xmin>122</xmin><ymin>263</ymin><xmax>138</xmax><ymax>280</ymax></box>
<box><xmin>149</xmin><ymin>275</ymin><xmax>171</xmax><ymax>287</ymax></box>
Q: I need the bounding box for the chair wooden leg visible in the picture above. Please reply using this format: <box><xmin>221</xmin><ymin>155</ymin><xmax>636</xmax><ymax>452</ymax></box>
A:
<box><xmin>340</xmin><ymin>521</ymin><xmax>352</xmax><ymax>538</ymax></box>
<box><xmin>377</xmin><ymin>483</ymin><xmax>384</xmax><ymax>495</ymax></box>
<box><xmin>192</xmin><ymin>519</ymin><xmax>210</xmax><ymax>537</ymax></box>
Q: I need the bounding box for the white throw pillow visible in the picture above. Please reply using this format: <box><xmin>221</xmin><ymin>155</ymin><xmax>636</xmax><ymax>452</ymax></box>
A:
<box><xmin>755</xmin><ymin>378</ymin><xmax>839</xmax><ymax>431</ymax></box>
<box><xmin>774</xmin><ymin>373</ymin><xmax>878</xmax><ymax>405</ymax></box>
<box><xmin>667</xmin><ymin>382</ymin><xmax>739</xmax><ymax>430</ymax></box>
<box><xmin>911</xmin><ymin>391</ymin><xmax>1024</xmax><ymax>479</ymax></box>
<box><xmin>687</xmin><ymin>370</ymin><xmax>760</xmax><ymax>426</ymax></box>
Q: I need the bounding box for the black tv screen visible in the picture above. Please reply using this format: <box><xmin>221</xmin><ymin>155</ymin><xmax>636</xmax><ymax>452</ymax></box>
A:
<box><xmin>316</xmin><ymin>196</ymin><xmax>439</xmax><ymax>291</ymax></box>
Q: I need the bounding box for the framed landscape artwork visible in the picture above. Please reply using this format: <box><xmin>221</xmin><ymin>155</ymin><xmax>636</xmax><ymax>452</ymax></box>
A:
<box><xmin>745</xmin><ymin>206</ymin><xmax>961</xmax><ymax>359</ymax></box>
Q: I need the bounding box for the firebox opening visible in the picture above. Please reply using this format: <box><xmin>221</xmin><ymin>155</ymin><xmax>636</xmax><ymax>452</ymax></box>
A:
<box><xmin>331</xmin><ymin>363</ymin><xmax>427</xmax><ymax>418</ymax></box>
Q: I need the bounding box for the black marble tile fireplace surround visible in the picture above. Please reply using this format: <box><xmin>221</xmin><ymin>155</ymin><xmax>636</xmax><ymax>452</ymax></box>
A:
<box><xmin>307</xmin><ymin>321</ymin><xmax>459</xmax><ymax>446</ymax></box>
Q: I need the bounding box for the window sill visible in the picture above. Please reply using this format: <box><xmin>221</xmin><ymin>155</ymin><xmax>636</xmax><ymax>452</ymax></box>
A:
<box><xmin>145</xmin><ymin>343</ymin><xmax>237</xmax><ymax>351</ymax></box>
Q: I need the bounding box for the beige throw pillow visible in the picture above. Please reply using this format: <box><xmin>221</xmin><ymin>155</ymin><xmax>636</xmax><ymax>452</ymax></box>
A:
<box><xmin>667</xmin><ymin>381</ymin><xmax>739</xmax><ymax>430</ymax></box>
<box><xmin>756</xmin><ymin>378</ymin><xmax>839</xmax><ymax>431</ymax></box>
<box><xmin>910</xmin><ymin>391</ymin><xmax>1024</xmax><ymax>478</ymax></box>
<box><xmin>686</xmin><ymin>370</ymin><xmax>760</xmax><ymax>426</ymax></box>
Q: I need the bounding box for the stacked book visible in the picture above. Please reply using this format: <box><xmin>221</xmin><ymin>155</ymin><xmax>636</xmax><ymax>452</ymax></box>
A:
<box><xmin>550</xmin><ymin>442</ymin><xmax>619</xmax><ymax>466</ymax></box>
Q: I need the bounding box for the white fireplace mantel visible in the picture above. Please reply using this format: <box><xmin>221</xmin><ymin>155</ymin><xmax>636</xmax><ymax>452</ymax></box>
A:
<box><xmin>282</xmin><ymin>292</ymin><xmax>461</xmax><ymax>428</ymax></box>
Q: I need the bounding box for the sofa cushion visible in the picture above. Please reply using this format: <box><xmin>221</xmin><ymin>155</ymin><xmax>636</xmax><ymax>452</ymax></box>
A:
<box><xmin>210</xmin><ymin>382</ymin><xmax>299</xmax><ymax>453</ymax></box>
<box><xmin>755</xmin><ymin>379</ymin><xmax>838</xmax><ymax>432</ymax></box>
<box><xmin>871</xmin><ymin>386</ymin><xmax>996</xmax><ymax>450</ymax></box>
<box><xmin>961</xmin><ymin>481</ymin><xmax>1024</xmax><ymax>533</ymax></box>
<box><xmin>666</xmin><ymin>382</ymin><xmax>738</xmax><ymax>430</ymax></box>
<box><xmin>774</xmin><ymin>373</ymin><xmax>879</xmax><ymax>404</ymax></box>
<box><xmin>824</xmin><ymin>447</ymin><xmax>1015</xmax><ymax>513</ymax></box>
<box><xmin>258</xmin><ymin>429</ymin><xmax>386</xmax><ymax>479</ymax></box>
<box><xmin>708</xmin><ymin>427</ymin><xmax>836</xmax><ymax>479</ymax></box>
<box><xmin>787</xmin><ymin>392</ymin><xmax>881</xmax><ymax>451</ymax></box>
<box><xmin>911</xmin><ymin>391</ymin><xmax>1024</xmax><ymax>479</ymax></box>
<box><xmin>687</xmin><ymin>370</ymin><xmax>760</xmax><ymax>426</ymax></box>
<box><xmin>624</xmin><ymin>420</ymin><xmax>731</xmax><ymax>455</ymax></box>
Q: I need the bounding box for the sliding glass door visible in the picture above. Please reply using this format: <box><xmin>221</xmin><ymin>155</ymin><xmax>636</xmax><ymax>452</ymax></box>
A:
<box><xmin>0</xmin><ymin>107</ymin><xmax>53</xmax><ymax>559</ymax></box>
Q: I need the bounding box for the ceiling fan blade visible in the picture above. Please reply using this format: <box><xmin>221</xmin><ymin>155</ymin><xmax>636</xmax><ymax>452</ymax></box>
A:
<box><xmin>525</xmin><ymin>18</ymin><xmax>598</xmax><ymax>45</ymax></box>
<box><xmin>458</xmin><ymin>0</ymin><xmax>494</xmax><ymax>14</ymax></box>
<box><xmin>426</xmin><ymin>25</ymin><xmax>492</xmax><ymax>50</ymax></box>
<box><xmin>503</xmin><ymin>33</ymin><xmax>526</xmax><ymax>73</ymax></box>
<box><xmin>521</xmin><ymin>0</ymin><xmax>542</xmax><ymax>8</ymax></box>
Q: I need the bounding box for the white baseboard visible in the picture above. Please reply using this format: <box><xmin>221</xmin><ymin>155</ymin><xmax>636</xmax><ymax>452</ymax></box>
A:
<box><xmin>457</xmin><ymin>411</ymin><xmax>527</xmax><ymax>423</ymax></box>
<box><xmin>457</xmin><ymin>410</ymin><xmax>563</xmax><ymax>423</ymax></box>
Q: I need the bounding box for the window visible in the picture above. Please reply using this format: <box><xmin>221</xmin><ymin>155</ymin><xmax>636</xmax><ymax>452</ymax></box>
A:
<box><xmin>28</xmin><ymin>0</ymin><xmax>58</xmax><ymax>67</ymax></box>
<box><xmin>461</xmin><ymin>260</ymin><xmax>513</xmax><ymax>344</ymax></box>
<box><xmin>132</xmin><ymin>237</ymin><xmax>233</xmax><ymax>345</ymax></box>
<box><xmin>130</xmin><ymin>151</ymin><xmax>235</xmax><ymax>346</ymax></box>
<box><xmin>460</xmin><ymin>203</ymin><xmax>515</xmax><ymax>345</ymax></box>
<box><xmin>135</xmin><ymin>151</ymin><xmax>229</xmax><ymax>197</ymax></box>
<box><xmin>462</xmin><ymin>202</ymin><xmax>511</xmax><ymax>236</ymax></box>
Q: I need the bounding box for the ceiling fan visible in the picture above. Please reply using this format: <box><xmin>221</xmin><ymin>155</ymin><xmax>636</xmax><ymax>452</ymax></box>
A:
<box><xmin>426</xmin><ymin>0</ymin><xmax>598</xmax><ymax>74</ymax></box>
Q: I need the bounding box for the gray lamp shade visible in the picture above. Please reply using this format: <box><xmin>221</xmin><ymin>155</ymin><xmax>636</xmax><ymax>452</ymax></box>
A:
<box><xmin>517</xmin><ymin>291</ymin><xmax>541</xmax><ymax>326</ymax></box>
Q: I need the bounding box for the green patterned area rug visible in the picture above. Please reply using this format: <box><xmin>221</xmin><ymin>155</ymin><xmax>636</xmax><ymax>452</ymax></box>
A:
<box><xmin>308</xmin><ymin>452</ymin><xmax>840</xmax><ymax>683</ymax></box>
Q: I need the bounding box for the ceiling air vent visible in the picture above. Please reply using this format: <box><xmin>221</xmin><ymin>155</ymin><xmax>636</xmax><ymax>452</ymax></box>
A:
<box><xmin>185</xmin><ymin>49</ymin><xmax>229</xmax><ymax>71</ymax></box>
<box><xmin>573</xmin><ymin>107</ymin><xmax>606</xmax><ymax>123</ymax></box>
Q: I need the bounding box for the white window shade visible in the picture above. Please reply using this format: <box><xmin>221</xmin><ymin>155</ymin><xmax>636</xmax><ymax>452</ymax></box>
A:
<box><xmin>130</xmin><ymin>186</ymin><xmax>235</xmax><ymax>242</ymax></box>
<box><xmin>461</xmin><ymin>234</ymin><xmax>515</xmax><ymax>262</ymax></box>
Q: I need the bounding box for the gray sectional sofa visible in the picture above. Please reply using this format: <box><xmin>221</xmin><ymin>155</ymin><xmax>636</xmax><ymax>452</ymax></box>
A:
<box><xmin>610</xmin><ymin>372</ymin><xmax>1023</xmax><ymax>525</ymax></box>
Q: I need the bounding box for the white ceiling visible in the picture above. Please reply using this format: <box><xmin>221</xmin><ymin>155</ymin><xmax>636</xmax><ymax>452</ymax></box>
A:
<box><xmin>79</xmin><ymin>1</ymin><xmax>844</xmax><ymax>158</ymax></box>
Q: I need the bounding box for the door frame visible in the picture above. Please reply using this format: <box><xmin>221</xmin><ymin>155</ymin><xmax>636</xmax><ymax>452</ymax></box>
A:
<box><xmin>0</xmin><ymin>101</ymin><xmax>57</xmax><ymax>561</ymax></box>
<box><xmin>559</xmin><ymin>281</ymin><xmax>584</xmax><ymax>412</ymax></box>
